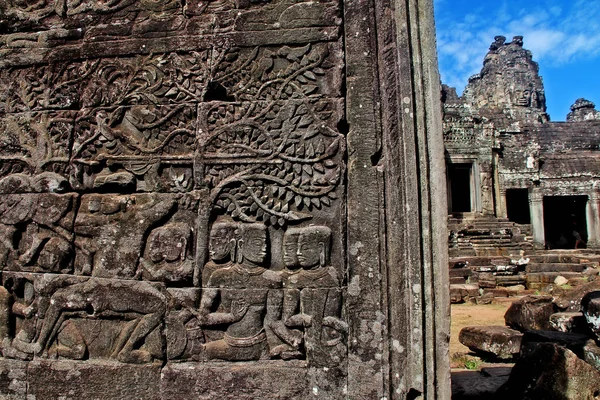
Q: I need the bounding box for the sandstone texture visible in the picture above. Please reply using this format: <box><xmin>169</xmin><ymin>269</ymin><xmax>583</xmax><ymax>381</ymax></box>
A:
<box><xmin>458</xmin><ymin>325</ymin><xmax>522</xmax><ymax>359</ymax></box>
<box><xmin>0</xmin><ymin>0</ymin><xmax>450</xmax><ymax>398</ymax></box>
<box><xmin>504</xmin><ymin>295</ymin><xmax>555</xmax><ymax>331</ymax></box>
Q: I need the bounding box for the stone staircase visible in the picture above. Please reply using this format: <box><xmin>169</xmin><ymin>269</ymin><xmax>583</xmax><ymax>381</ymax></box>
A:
<box><xmin>448</xmin><ymin>217</ymin><xmax>533</xmax><ymax>258</ymax></box>
<box><xmin>524</xmin><ymin>251</ymin><xmax>600</xmax><ymax>291</ymax></box>
<box><xmin>449</xmin><ymin>250</ymin><xmax>600</xmax><ymax>303</ymax></box>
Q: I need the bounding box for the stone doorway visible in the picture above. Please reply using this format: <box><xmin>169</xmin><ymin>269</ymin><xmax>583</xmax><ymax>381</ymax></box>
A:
<box><xmin>448</xmin><ymin>163</ymin><xmax>474</xmax><ymax>213</ymax></box>
<box><xmin>506</xmin><ymin>189</ymin><xmax>531</xmax><ymax>224</ymax></box>
<box><xmin>543</xmin><ymin>195</ymin><xmax>588</xmax><ymax>249</ymax></box>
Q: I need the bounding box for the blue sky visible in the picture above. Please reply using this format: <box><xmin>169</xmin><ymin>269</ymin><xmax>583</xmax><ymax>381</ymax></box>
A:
<box><xmin>433</xmin><ymin>0</ymin><xmax>600</xmax><ymax>121</ymax></box>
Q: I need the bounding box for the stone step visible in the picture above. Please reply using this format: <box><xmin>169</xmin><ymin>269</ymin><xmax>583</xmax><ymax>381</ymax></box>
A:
<box><xmin>449</xmin><ymin>267</ymin><xmax>472</xmax><ymax>278</ymax></box>
<box><xmin>526</xmin><ymin>262</ymin><xmax>590</xmax><ymax>273</ymax></box>
<box><xmin>450</xmin><ymin>277</ymin><xmax>467</xmax><ymax>284</ymax></box>
<box><xmin>527</xmin><ymin>255</ymin><xmax>582</xmax><ymax>264</ymax></box>
<box><xmin>526</xmin><ymin>272</ymin><xmax>583</xmax><ymax>284</ymax></box>
<box><xmin>496</xmin><ymin>275</ymin><xmax>527</xmax><ymax>286</ymax></box>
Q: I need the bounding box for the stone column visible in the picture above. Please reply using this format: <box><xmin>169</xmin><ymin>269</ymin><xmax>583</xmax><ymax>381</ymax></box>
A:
<box><xmin>586</xmin><ymin>192</ymin><xmax>600</xmax><ymax>249</ymax></box>
<box><xmin>529</xmin><ymin>189</ymin><xmax>545</xmax><ymax>248</ymax></box>
<box><xmin>345</xmin><ymin>0</ymin><xmax>450</xmax><ymax>398</ymax></box>
<box><xmin>497</xmin><ymin>188</ymin><xmax>508</xmax><ymax>219</ymax></box>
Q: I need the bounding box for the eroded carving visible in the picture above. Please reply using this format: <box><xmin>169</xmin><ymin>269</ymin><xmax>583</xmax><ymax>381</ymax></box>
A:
<box><xmin>196</xmin><ymin>223</ymin><xmax>282</xmax><ymax>361</ymax></box>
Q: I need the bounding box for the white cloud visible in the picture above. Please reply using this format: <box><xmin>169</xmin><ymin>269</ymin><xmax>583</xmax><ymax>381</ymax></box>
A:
<box><xmin>435</xmin><ymin>0</ymin><xmax>600</xmax><ymax>92</ymax></box>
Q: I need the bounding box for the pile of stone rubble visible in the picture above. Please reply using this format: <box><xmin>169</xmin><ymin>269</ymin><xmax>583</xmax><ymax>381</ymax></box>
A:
<box><xmin>458</xmin><ymin>281</ymin><xmax>600</xmax><ymax>398</ymax></box>
<box><xmin>450</xmin><ymin>252</ymin><xmax>600</xmax><ymax>304</ymax></box>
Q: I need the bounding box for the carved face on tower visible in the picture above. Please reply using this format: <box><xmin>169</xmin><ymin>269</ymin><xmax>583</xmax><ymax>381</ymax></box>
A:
<box><xmin>297</xmin><ymin>226</ymin><xmax>331</xmax><ymax>269</ymax></box>
<box><xmin>239</xmin><ymin>223</ymin><xmax>268</xmax><ymax>265</ymax></box>
<box><xmin>147</xmin><ymin>223</ymin><xmax>191</xmax><ymax>263</ymax></box>
<box><xmin>209</xmin><ymin>222</ymin><xmax>238</xmax><ymax>262</ymax></box>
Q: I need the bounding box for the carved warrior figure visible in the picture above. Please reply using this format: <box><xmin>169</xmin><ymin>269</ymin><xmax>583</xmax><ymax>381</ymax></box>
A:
<box><xmin>196</xmin><ymin>223</ymin><xmax>282</xmax><ymax>361</ymax></box>
<box><xmin>74</xmin><ymin>194</ymin><xmax>176</xmax><ymax>278</ymax></box>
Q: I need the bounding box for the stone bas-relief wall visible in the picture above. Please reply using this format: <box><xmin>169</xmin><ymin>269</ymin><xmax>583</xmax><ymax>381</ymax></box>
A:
<box><xmin>0</xmin><ymin>0</ymin><xmax>352</xmax><ymax>397</ymax></box>
<box><xmin>0</xmin><ymin>0</ymin><xmax>451</xmax><ymax>399</ymax></box>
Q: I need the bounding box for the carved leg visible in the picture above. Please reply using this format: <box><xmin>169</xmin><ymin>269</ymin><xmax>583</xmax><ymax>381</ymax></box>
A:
<box><xmin>117</xmin><ymin>313</ymin><xmax>162</xmax><ymax>363</ymax></box>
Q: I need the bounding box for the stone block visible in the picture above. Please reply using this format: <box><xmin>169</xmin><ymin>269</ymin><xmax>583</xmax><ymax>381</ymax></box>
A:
<box><xmin>504</xmin><ymin>295</ymin><xmax>555</xmax><ymax>331</ymax></box>
<box><xmin>450</xmin><ymin>284</ymin><xmax>479</xmax><ymax>304</ymax></box>
<box><xmin>27</xmin><ymin>360</ymin><xmax>162</xmax><ymax>400</ymax></box>
<box><xmin>0</xmin><ymin>359</ymin><xmax>27</xmax><ymax>400</ymax></box>
<box><xmin>555</xmin><ymin>279</ymin><xmax>600</xmax><ymax>311</ymax></box>
<box><xmin>549</xmin><ymin>312</ymin><xmax>589</xmax><ymax>334</ymax></box>
<box><xmin>458</xmin><ymin>326</ymin><xmax>522</xmax><ymax>359</ymax></box>
<box><xmin>582</xmin><ymin>291</ymin><xmax>600</xmax><ymax>340</ymax></box>
<box><xmin>497</xmin><ymin>342</ymin><xmax>600</xmax><ymax>400</ymax></box>
<box><xmin>160</xmin><ymin>362</ymin><xmax>325</xmax><ymax>399</ymax></box>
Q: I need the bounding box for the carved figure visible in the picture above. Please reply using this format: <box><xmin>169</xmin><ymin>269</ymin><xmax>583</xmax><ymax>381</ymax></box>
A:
<box><xmin>74</xmin><ymin>194</ymin><xmax>176</xmax><ymax>278</ymax></box>
<box><xmin>141</xmin><ymin>223</ymin><xmax>193</xmax><ymax>283</ymax></box>
<box><xmin>201</xmin><ymin>221</ymin><xmax>240</xmax><ymax>284</ymax></box>
<box><xmin>195</xmin><ymin>223</ymin><xmax>282</xmax><ymax>361</ymax></box>
<box><xmin>0</xmin><ymin>191</ymin><xmax>76</xmax><ymax>273</ymax></box>
<box><xmin>11</xmin><ymin>278</ymin><xmax>167</xmax><ymax>363</ymax></box>
<box><xmin>271</xmin><ymin>226</ymin><xmax>346</xmax><ymax>363</ymax></box>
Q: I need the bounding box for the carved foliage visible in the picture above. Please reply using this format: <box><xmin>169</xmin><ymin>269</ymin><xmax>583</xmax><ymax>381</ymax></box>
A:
<box><xmin>0</xmin><ymin>112</ymin><xmax>73</xmax><ymax>180</ymax></box>
<box><xmin>200</xmin><ymin>99</ymin><xmax>344</xmax><ymax>227</ymax></box>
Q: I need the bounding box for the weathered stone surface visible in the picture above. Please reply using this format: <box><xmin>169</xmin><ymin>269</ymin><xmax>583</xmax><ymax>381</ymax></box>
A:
<box><xmin>0</xmin><ymin>0</ymin><xmax>451</xmax><ymax>398</ymax></box>
<box><xmin>498</xmin><ymin>342</ymin><xmax>600</xmax><ymax>400</ymax></box>
<box><xmin>550</xmin><ymin>312</ymin><xmax>590</xmax><ymax>334</ymax></box>
<box><xmin>582</xmin><ymin>291</ymin><xmax>600</xmax><ymax>340</ymax></box>
<box><xmin>160</xmin><ymin>362</ymin><xmax>315</xmax><ymax>399</ymax></box>
<box><xmin>504</xmin><ymin>295</ymin><xmax>555</xmax><ymax>331</ymax></box>
<box><xmin>28</xmin><ymin>360</ymin><xmax>161</xmax><ymax>400</ymax></box>
<box><xmin>583</xmin><ymin>339</ymin><xmax>600</xmax><ymax>372</ymax></box>
<box><xmin>0</xmin><ymin>359</ymin><xmax>27</xmax><ymax>400</ymax></box>
<box><xmin>555</xmin><ymin>278</ymin><xmax>600</xmax><ymax>311</ymax></box>
<box><xmin>458</xmin><ymin>326</ymin><xmax>522</xmax><ymax>359</ymax></box>
<box><xmin>450</xmin><ymin>284</ymin><xmax>479</xmax><ymax>304</ymax></box>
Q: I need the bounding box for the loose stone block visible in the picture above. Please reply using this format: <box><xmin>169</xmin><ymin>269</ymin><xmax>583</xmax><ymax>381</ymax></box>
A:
<box><xmin>582</xmin><ymin>291</ymin><xmax>600</xmax><ymax>340</ymax></box>
<box><xmin>498</xmin><ymin>342</ymin><xmax>600</xmax><ymax>400</ymax></box>
<box><xmin>458</xmin><ymin>326</ymin><xmax>522</xmax><ymax>359</ymax></box>
<box><xmin>549</xmin><ymin>312</ymin><xmax>589</xmax><ymax>334</ymax></box>
<box><xmin>504</xmin><ymin>295</ymin><xmax>555</xmax><ymax>331</ymax></box>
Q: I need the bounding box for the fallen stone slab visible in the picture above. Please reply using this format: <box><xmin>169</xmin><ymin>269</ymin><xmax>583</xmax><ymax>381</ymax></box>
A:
<box><xmin>583</xmin><ymin>339</ymin><xmax>600</xmax><ymax>372</ymax></box>
<box><xmin>520</xmin><ymin>330</ymin><xmax>590</xmax><ymax>356</ymax></box>
<box><xmin>504</xmin><ymin>295</ymin><xmax>555</xmax><ymax>332</ymax></box>
<box><xmin>450</xmin><ymin>284</ymin><xmax>480</xmax><ymax>304</ymax></box>
<box><xmin>497</xmin><ymin>342</ymin><xmax>600</xmax><ymax>400</ymax></box>
<box><xmin>549</xmin><ymin>312</ymin><xmax>589</xmax><ymax>334</ymax></box>
<box><xmin>554</xmin><ymin>279</ymin><xmax>600</xmax><ymax>311</ymax></box>
<box><xmin>458</xmin><ymin>326</ymin><xmax>522</xmax><ymax>359</ymax></box>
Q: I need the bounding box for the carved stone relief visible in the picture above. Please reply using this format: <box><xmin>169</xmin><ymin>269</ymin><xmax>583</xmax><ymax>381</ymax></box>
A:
<box><xmin>0</xmin><ymin>2</ymin><xmax>348</xmax><ymax>398</ymax></box>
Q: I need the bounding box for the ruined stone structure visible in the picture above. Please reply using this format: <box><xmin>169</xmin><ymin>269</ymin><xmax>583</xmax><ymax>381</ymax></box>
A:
<box><xmin>444</xmin><ymin>35</ymin><xmax>600</xmax><ymax>255</ymax></box>
<box><xmin>0</xmin><ymin>0</ymin><xmax>450</xmax><ymax>398</ymax></box>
